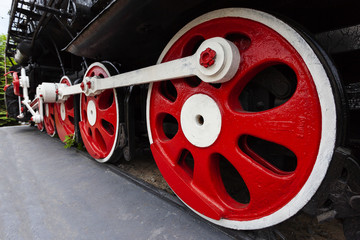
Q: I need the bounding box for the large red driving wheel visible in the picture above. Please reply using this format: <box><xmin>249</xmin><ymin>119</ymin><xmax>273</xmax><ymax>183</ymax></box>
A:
<box><xmin>79</xmin><ymin>62</ymin><xmax>121</xmax><ymax>163</ymax></box>
<box><xmin>44</xmin><ymin>103</ymin><xmax>56</xmax><ymax>137</ymax></box>
<box><xmin>147</xmin><ymin>8</ymin><xmax>339</xmax><ymax>229</ymax></box>
<box><xmin>54</xmin><ymin>76</ymin><xmax>75</xmax><ymax>142</ymax></box>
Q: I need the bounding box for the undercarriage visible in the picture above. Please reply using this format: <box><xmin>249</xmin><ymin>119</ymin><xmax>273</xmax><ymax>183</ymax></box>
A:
<box><xmin>4</xmin><ymin>0</ymin><xmax>360</xmax><ymax>238</ymax></box>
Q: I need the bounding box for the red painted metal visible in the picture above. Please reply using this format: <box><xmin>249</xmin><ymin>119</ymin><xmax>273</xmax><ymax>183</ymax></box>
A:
<box><xmin>12</xmin><ymin>72</ymin><xmax>21</xmax><ymax>96</ymax></box>
<box><xmin>54</xmin><ymin>78</ymin><xmax>75</xmax><ymax>142</ymax></box>
<box><xmin>200</xmin><ymin>47</ymin><xmax>216</xmax><ymax>68</ymax></box>
<box><xmin>44</xmin><ymin>103</ymin><xmax>56</xmax><ymax>136</ymax></box>
<box><xmin>79</xmin><ymin>65</ymin><xmax>118</xmax><ymax>160</ymax></box>
<box><xmin>37</xmin><ymin>121</ymin><xmax>44</xmax><ymax>131</ymax></box>
<box><xmin>3</xmin><ymin>84</ymin><xmax>10</xmax><ymax>92</ymax></box>
<box><xmin>149</xmin><ymin>17</ymin><xmax>322</xmax><ymax>221</ymax></box>
<box><xmin>80</xmin><ymin>82</ymin><xmax>85</xmax><ymax>90</ymax></box>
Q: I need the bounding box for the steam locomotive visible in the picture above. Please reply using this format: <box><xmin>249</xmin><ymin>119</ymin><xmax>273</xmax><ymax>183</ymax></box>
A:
<box><xmin>4</xmin><ymin>0</ymin><xmax>360</xmax><ymax>238</ymax></box>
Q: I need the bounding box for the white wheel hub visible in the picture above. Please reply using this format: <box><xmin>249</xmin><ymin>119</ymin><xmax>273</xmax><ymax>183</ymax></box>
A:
<box><xmin>60</xmin><ymin>103</ymin><xmax>66</xmax><ymax>121</ymax></box>
<box><xmin>87</xmin><ymin>100</ymin><xmax>97</xmax><ymax>126</ymax></box>
<box><xmin>180</xmin><ymin>94</ymin><xmax>222</xmax><ymax>148</ymax></box>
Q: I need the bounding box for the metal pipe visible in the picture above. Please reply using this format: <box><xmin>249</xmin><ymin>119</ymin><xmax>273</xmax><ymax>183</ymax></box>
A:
<box><xmin>51</xmin><ymin>37</ymin><xmax>66</xmax><ymax>76</ymax></box>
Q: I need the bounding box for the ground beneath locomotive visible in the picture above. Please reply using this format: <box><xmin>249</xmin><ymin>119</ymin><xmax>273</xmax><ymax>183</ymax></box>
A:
<box><xmin>118</xmin><ymin>154</ymin><xmax>345</xmax><ymax>240</ymax></box>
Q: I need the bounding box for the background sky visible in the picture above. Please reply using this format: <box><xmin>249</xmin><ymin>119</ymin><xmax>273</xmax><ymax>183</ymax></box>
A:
<box><xmin>0</xmin><ymin>0</ymin><xmax>13</xmax><ymax>35</ymax></box>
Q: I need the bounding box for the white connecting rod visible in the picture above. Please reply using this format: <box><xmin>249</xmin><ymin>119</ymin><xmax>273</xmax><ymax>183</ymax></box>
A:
<box><xmin>58</xmin><ymin>37</ymin><xmax>240</xmax><ymax>99</ymax></box>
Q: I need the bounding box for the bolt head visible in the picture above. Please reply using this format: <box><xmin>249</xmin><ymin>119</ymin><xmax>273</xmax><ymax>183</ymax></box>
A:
<box><xmin>80</xmin><ymin>82</ymin><xmax>85</xmax><ymax>90</ymax></box>
<box><xmin>200</xmin><ymin>48</ymin><xmax>216</xmax><ymax>68</ymax></box>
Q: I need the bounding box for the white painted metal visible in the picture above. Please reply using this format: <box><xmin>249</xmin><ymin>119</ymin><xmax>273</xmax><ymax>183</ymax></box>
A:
<box><xmin>57</xmin><ymin>37</ymin><xmax>240</xmax><ymax>99</ymax></box>
<box><xmin>36</xmin><ymin>83</ymin><xmax>59</xmax><ymax>103</ymax></box>
<box><xmin>17</xmin><ymin>96</ymin><xmax>22</xmax><ymax>118</ymax></box>
<box><xmin>24</xmin><ymin>38</ymin><xmax>238</xmax><ymax>124</ymax></box>
<box><xmin>180</xmin><ymin>94</ymin><xmax>222</xmax><ymax>148</ymax></box>
<box><xmin>195</xmin><ymin>38</ymin><xmax>241</xmax><ymax>83</ymax></box>
<box><xmin>45</xmin><ymin>104</ymin><xmax>49</xmax><ymax>118</ymax></box>
<box><xmin>38</xmin><ymin>96</ymin><xmax>44</xmax><ymax>122</ymax></box>
<box><xmin>57</xmin><ymin>84</ymin><xmax>82</xmax><ymax>100</ymax></box>
<box><xmin>86</xmin><ymin>100</ymin><xmax>97</xmax><ymax>126</ymax></box>
<box><xmin>146</xmin><ymin>8</ymin><xmax>337</xmax><ymax>230</ymax></box>
<box><xmin>60</xmin><ymin>103</ymin><xmax>66</xmax><ymax>121</ymax></box>
<box><xmin>18</xmin><ymin>68</ymin><xmax>38</xmax><ymax>119</ymax></box>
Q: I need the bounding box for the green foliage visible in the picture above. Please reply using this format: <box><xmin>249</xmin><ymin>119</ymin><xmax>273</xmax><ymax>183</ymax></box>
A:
<box><xmin>0</xmin><ymin>34</ymin><xmax>18</xmax><ymax>127</ymax></box>
<box><xmin>63</xmin><ymin>134</ymin><xmax>75</xmax><ymax>149</ymax></box>
<box><xmin>0</xmin><ymin>110</ymin><xmax>17</xmax><ymax>127</ymax></box>
<box><xmin>63</xmin><ymin>134</ymin><xmax>85</xmax><ymax>151</ymax></box>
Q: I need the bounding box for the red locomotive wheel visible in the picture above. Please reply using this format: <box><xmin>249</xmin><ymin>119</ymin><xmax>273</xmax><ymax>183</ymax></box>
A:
<box><xmin>79</xmin><ymin>62</ymin><xmax>120</xmax><ymax>163</ymax></box>
<box><xmin>54</xmin><ymin>77</ymin><xmax>75</xmax><ymax>142</ymax></box>
<box><xmin>37</xmin><ymin>121</ymin><xmax>44</xmax><ymax>131</ymax></box>
<box><xmin>44</xmin><ymin>103</ymin><xmax>56</xmax><ymax>137</ymax></box>
<box><xmin>147</xmin><ymin>8</ymin><xmax>339</xmax><ymax>229</ymax></box>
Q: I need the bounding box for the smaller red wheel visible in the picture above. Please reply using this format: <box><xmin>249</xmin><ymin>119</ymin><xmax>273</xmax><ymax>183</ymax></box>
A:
<box><xmin>54</xmin><ymin>76</ymin><xmax>75</xmax><ymax>142</ymax></box>
<box><xmin>37</xmin><ymin>121</ymin><xmax>44</xmax><ymax>131</ymax></box>
<box><xmin>43</xmin><ymin>103</ymin><xmax>56</xmax><ymax>137</ymax></box>
<box><xmin>79</xmin><ymin>62</ymin><xmax>121</xmax><ymax>163</ymax></box>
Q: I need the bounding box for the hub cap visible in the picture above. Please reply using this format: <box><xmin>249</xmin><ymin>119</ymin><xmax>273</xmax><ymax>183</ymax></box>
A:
<box><xmin>180</xmin><ymin>94</ymin><xmax>221</xmax><ymax>148</ymax></box>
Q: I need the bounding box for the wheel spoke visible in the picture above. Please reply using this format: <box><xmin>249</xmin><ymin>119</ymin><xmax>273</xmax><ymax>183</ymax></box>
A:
<box><xmin>66</xmin><ymin>98</ymin><xmax>75</xmax><ymax>118</ymax></box>
<box><xmin>224</xmin><ymin>150</ymin><xmax>293</xmax><ymax>210</ymax></box>
<box><xmin>44</xmin><ymin>103</ymin><xmax>56</xmax><ymax>136</ymax></box>
<box><xmin>226</xmin><ymin>91</ymin><xmax>321</xmax><ymax>155</ymax></box>
<box><xmin>191</xmin><ymin>150</ymin><xmax>227</xmax><ymax>212</ymax></box>
<box><xmin>154</xmin><ymin>132</ymin><xmax>189</xmax><ymax>165</ymax></box>
<box><xmin>98</xmin><ymin>125</ymin><xmax>115</xmax><ymax>150</ymax></box>
<box><xmin>97</xmin><ymin>101</ymin><xmax>117</xmax><ymax>128</ymax></box>
<box><xmin>151</xmin><ymin>82</ymin><xmax>186</xmax><ymax>119</ymax></box>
